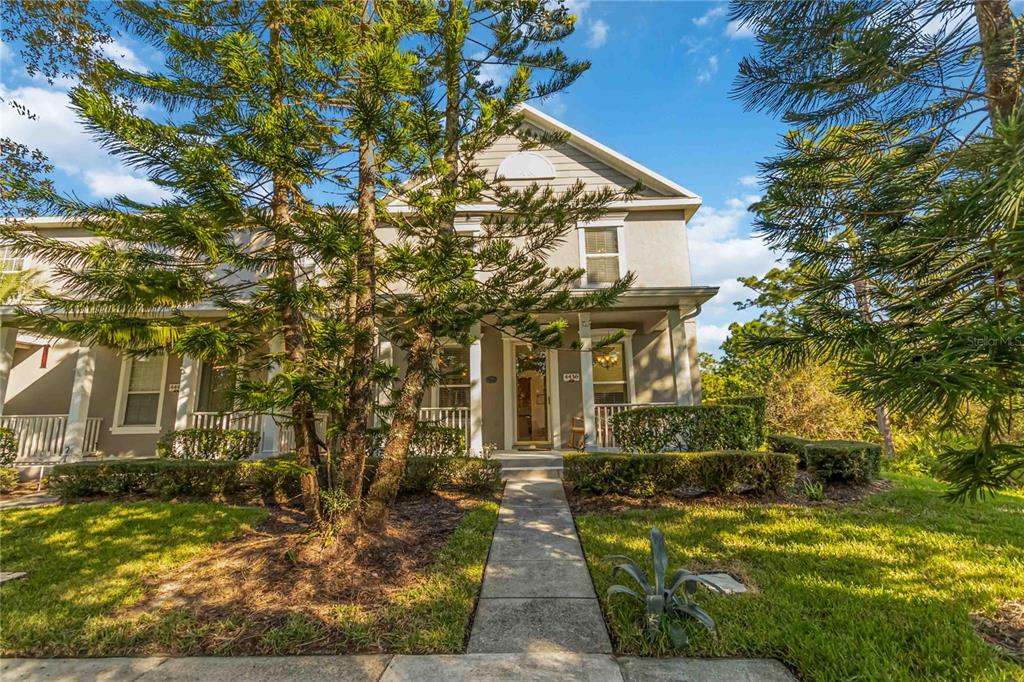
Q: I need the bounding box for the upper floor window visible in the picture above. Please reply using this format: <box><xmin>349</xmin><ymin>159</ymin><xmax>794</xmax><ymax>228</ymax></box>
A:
<box><xmin>0</xmin><ymin>246</ymin><xmax>24</xmax><ymax>274</ymax></box>
<box><xmin>437</xmin><ymin>347</ymin><xmax>470</xmax><ymax>408</ymax></box>
<box><xmin>114</xmin><ymin>354</ymin><xmax>167</xmax><ymax>432</ymax></box>
<box><xmin>581</xmin><ymin>226</ymin><xmax>624</xmax><ymax>286</ymax></box>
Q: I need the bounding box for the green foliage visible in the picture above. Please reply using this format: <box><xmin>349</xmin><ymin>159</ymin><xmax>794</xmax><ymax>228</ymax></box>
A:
<box><xmin>804</xmin><ymin>441</ymin><xmax>882</xmax><ymax>484</ymax></box>
<box><xmin>604</xmin><ymin>527</ymin><xmax>722</xmax><ymax>648</ymax></box>
<box><xmin>611</xmin><ymin>405</ymin><xmax>761</xmax><ymax>453</ymax></box>
<box><xmin>563</xmin><ymin>451</ymin><xmax>797</xmax><ymax>497</ymax></box>
<box><xmin>0</xmin><ymin>467</ymin><xmax>18</xmax><ymax>493</ymax></box>
<box><xmin>319</xmin><ymin>487</ymin><xmax>356</xmax><ymax>526</ymax></box>
<box><xmin>802</xmin><ymin>479</ymin><xmax>825</xmax><ymax>502</ymax></box>
<box><xmin>766</xmin><ymin>434</ymin><xmax>812</xmax><ymax>466</ymax></box>
<box><xmin>367</xmin><ymin>423</ymin><xmax>466</xmax><ymax>459</ymax></box>
<box><xmin>362</xmin><ymin>456</ymin><xmax>501</xmax><ymax>495</ymax></box>
<box><xmin>710</xmin><ymin>395</ymin><xmax>767</xmax><ymax>447</ymax></box>
<box><xmin>49</xmin><ymin>457</ymin><xmax>308</xmax><ymax>503</ymax></box>
<box><xmin>156</xmin><ymin>428</ymin><xmax>260</xmax><ymax>461</ymax></box>
<box><xmin>0</xmin><ymin>427</ymin><xmax>17</xmax><ymax>466</ymax></box>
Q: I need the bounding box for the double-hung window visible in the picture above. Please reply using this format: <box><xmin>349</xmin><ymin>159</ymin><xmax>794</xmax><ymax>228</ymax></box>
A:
<box><xmin>196</xmin><ymin>361</ymin><xmax>234</xmax><ymax>413</ymax></box>
<box><xmin>590</xmin><ymin>330</ymin><xmax>635</xmax><ymax>405</ymax></box>
<box><xmin>437</xmin><ymin>347</ymin><xmax>470</xmax><ymax>408</ymax></box>
<box><xmin>114</xmin><ymin>354</ymin><xmax>167</xmax><ymax>432</ymax></box>
<box><xmin>0</xmin><ymin>245</ymin><xmax>24</xmax><ymax>274</ymax></box>
<box><xmin>579</xmin><ymin>222</ymin><xmax>625</xmax><ymax>286</ymax></box>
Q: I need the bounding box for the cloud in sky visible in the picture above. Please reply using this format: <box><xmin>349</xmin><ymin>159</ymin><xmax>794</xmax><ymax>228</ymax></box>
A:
<box><xmin>586</xmin><ymin>19</ymin><xmax>609</xmax><ymax>48</ymax></box>
<box><xmin>726</xmin><ymin>19</ymin><xmax>755</xmax><ymax>39</ymax></box>
<box><xmin>696</xmin><ymin>55</ymin><xmax>719</xmax><ymax>84</ymax></box>
<box><xmin>692</xmin><ymin>5</ymin><xmax>727</xmax><ymax>27</ymax></box>
<box><xmin>539</xmin><ymin>92</ymin><xmax>567</xmax><ymax>117</ymax></box>
<box><xmin>739</xmin><ymin>174</ymin><xmax>759</xmax><ymax>186</ymax></box>
<box><xmin>99</xmin><ymin>40</ymin><xmax>148</xmax><ymax>72</ymax></box>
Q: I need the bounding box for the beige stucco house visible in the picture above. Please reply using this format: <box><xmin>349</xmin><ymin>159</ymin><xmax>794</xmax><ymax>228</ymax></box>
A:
<box><xmin>0</xmin><ymin>105</ymin><xmax>717</xmax><ymax>465</ymax></box>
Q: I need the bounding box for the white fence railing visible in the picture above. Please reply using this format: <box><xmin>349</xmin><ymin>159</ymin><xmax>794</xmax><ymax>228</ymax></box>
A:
<box><xmin>418</xmin><ymin>406</ymin><xmax>471</xmax><ymax>445</ymax></box>
<box><xmin>0</xmin><ymin>414</ymin><xmax>103</xmax><ymax>460</ymax></box>
<box><xmin>189</xmin><ymin>411</ymin><xmax>263</xmax><ymax>433</ymax></box>
<box><xmin>594</xmin><ymin>402</ymin><xmax>672</xmax><ymax>448</ymax></box>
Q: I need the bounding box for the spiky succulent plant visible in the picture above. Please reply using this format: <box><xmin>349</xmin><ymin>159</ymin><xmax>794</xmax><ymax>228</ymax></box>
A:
<box><xmin>605</xmin><ymin>526</ymin><xmax>722</xmax><ymax>647</ymax></box>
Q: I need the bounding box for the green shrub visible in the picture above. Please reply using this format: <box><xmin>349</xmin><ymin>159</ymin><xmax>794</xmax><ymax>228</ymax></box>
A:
<box><xmin>157</xmin><ymin>428</ymin><xmax>260</xmax><ymax>461</ymax></box>
<box><xmin>367</xmin><ymin>423</ymin><xmax>466</xmax><ymax>458</ymax></box>
<box><xmin>361</xmin><ymin>456</ymin><xmax>501</xmax><ymax>494</ymax></box>
<box><xmin>0</xmin><ymin>427</ymin><xmax>17</xmax><ymax>466</ymax></box>
<box><xmin>563</xmin><ymin>451</ymin><xmax>797</xmax><ymax>497</ymax></box>
<box><xmin>767</xmin><ymin>434</ymin><xmax>813</xmax><ymax>466</ymax></box>
<box><xmin>712</xmin><ymin>395</ymin><xmax>767</xmax><ymax>447</ymax></box>
<box><xmin>49</xmin><ymin>457</ymin><xmax>307</xmax><ymax>502</ymax></box>
<box><xmin>804</xmin><ymin>440</ymin><xmax>882</xmax><ymax>483</ymax></box>
<box><xmin>0</xmin><ymin>467</ymin><xmax>18</xmax><ymax>493</ymax></box>
<box><xmin>611</xmin><ymin>405</ymin><xmax>760</xmax><ymax>453</ymax></box>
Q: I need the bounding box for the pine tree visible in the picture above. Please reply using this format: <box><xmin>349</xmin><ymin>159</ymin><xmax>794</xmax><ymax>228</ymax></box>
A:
<box><xmin>731</xmin><ymin>0</ymin><xmax>1024</xmax><ymax>498</ymax></box>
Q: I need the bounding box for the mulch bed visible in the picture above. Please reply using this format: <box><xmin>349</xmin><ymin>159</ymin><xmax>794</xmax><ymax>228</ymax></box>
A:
<box><xmin>973</xmin><ymin>601</ymin><xmax>1024</xmax><ymax>664</ymax></box>
<box><xmin>567</xmin><ymin>476</ymin><xmax>893</xmax><ymax>514</ymax></box>
<box><xmin>122</xmin><ymin>491</ymin><xmax>490</xmax><ymax>652</ymax></box>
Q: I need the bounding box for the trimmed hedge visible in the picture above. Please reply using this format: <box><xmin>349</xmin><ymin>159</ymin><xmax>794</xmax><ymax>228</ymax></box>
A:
<box><xmin>49</xmin><ymin>457</ymin><xmax>306</xmax><ymax>502</ymax></box>
<box><xmin>767</xmin><ymin>434</ymin><xmax>813</xmax><ymax>466</ymax></box>
<box><xmin>610</xmin><ymin>405</ymin><xmax>760</xmax><ymax>453</ymax></box>
<box><xmin>712</xmin><ymin>395</ymin><xmax>767</xmax><ymax>447</ymax></box>
<box><xmin>0</xmin><ymin>467</ymin><xmax>17</xmax><ymax>494</ymax></box>
<box><xmin>156</xmin><ymin>428</ymin><xmax>260</xmax><ymax>461</ymax></box>
<box><xmin>368</xmin><ymin>423</ymin><xmax>466</xmax><ymax>458</ymax></box>
<box><xmin>563</xmin><ymin>451</ymin><xmax>797</xmax><ymax>497</ymax></box>
<box><xmin>49</xmin><ymin>454</ymin><xmax>501</xmax><ymax>502</ymax></box>
<box><xmin>0</xmin><ymin>427</ymin><xmax>17</xmax><ymax>467</ymax></box>
<box><xmin>804</xmin><ymin>440</ymin><xmax>882</xmax><ymax>484</ymax></box>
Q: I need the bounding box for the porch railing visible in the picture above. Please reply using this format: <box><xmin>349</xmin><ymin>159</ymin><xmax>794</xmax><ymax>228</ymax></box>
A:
<box><xmin>418</xmin><ymin>406</ymin><xmax>471</xmax><ymax>446</ymax></box>
<box><xmin>0</xmin><ymin>414</ymin><xmax>103</xmax><ymax>460</ymax></box>
<box><xmin>594</xmin><ymin>402</ymin><xmax>672</xmax><ymax>449</ymax></box>
<box><xmin>189</xmin><ymin>411</ymin><xmax>263</xmax><ymax>433</ymax></box>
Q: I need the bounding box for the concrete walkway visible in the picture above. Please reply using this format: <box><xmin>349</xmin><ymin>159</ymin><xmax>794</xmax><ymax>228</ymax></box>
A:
<box><xmin>0</xmin><ymin>493</ymin><xmax>59</xmax><ymax>510</ymax></box>
<box><xmin>468</xmin><ymin>473</ymin><xmax>612</xmax><ymax>654</ymax></box>
<box><xmin>2</xmin><ymin>654</ymin><xmax>796</xmax><ymax>681</ymax></box>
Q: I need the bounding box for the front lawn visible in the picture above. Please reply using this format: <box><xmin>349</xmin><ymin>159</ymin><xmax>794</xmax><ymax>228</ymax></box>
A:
<box><xmin>574</xmin><ymin>473</ymin><xmax>1024</xmax><ymax>681</ymax></box>
<box><xmin>0</xmin><ymin>501</ymin><xmax>267</xmax><ymax>655</ymax></box>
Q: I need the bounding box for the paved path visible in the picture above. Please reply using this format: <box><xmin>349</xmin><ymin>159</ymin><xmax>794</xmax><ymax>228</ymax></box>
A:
<box><xmin>0</xmin><ymin>493</ymin><xmax>59</xmax><ymax>510</ymax></box>
<box><xmin>2</xmin><ymin>655</ymin><xmax>796</xmax><ymax>681</ymax></box>
<box><xmin>468</xmin><ymin>476</ymin><xmax>612</xmax><ymax>654</ymax></box>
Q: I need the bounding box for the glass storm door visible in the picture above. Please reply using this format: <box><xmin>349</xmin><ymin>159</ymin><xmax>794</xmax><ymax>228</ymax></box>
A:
<box><xmin>514</xmin><ymin>344</ymin><xmax>550</xmax><ymax>443</ymax></box>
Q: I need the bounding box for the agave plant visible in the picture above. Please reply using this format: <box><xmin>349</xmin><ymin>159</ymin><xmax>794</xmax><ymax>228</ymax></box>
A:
<box><xmin>605</xmin><ymin>526</ymin><xmax>722</xmax><ymax>647</ymax></box>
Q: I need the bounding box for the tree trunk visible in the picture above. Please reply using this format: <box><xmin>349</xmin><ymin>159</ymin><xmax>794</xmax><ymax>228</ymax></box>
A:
<box><xmin>974</xmin><ymin>0</ymin><xmax>1021</xmax><ymax>123</ymax></box>
<box><xmin>268</xmin><ymin>3</ymin><xmax>320</xmax><ymax>523</ymax></box>
<box><xmin>853</xmin><ymin>274</ymin><xmax>896</xmax><ymax>458</ymax></box>
<box><xmin>362</xmin><ymin>327</ymin><xmax>433</xmax><ymax>530</ymax></box>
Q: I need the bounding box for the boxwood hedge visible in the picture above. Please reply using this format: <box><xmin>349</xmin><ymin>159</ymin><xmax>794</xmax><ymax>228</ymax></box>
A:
<box><xmin>563</xmin><ymin>451</ymin><xmax>797</xmax><ymax>497</ymax></box>
<box><xmin>156</xmin><ymin>428</ymin><xmax>260</xmax><ymax>461</ymax></box>
<box><xmin>610</xmin><ymin>404</ymin><xmax>760</xmax><ymax>453</ymax></box>
<box><xmin>767</xmin><ymin>434</ymin><xmax>882</xmax><ymax>483</ymax></box>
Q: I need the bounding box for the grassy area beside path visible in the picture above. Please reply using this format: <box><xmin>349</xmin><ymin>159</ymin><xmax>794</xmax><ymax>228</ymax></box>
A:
<box><xmin>574</xmin><ymin>473</ymin><xmax>1024</xmax><ymax>681</ymax></box>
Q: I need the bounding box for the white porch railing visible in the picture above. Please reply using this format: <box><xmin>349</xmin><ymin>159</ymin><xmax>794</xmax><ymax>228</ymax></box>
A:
<box><xmin>0</xmin><ymin>414</ymin><xmax>103</xmax><ymax>460</ymax></box>
<box><xmin>594</xmin><ymin>402</ymin><xmax>672</xmax><ymax>449</ymax></box>
<box><xmin>419</xmin><ymin>406</ymin><xmax>471</xmax><ymax>447</ymax></box>
<box><xmin>278</xmin><ymin>412</ymin><xmax>329</xmax><ymax>453</ymax></box>
<box><xmin>189</xmin><ymin>411</ymin><xmax>263</xmax><ymax>433</ymax></box>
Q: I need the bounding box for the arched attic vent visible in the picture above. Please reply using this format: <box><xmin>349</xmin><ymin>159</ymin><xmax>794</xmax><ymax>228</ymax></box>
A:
<box><xmin>496</xmin><ymin>151</ymin><xmax>556</xmax><ymax>180</ymax></box>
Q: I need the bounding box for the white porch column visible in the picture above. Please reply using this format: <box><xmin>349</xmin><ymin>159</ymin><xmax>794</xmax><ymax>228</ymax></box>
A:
<box><xmin>261</xmin><ymin>336</ymin><xmax>284</xmax><ymax>456</ymax></box>
<box><xmin>0</xmin><ymin>324</ymin><xmax>17</xmax><ymax>417</ymax></box>
<box><xmin>685</xmin><ymin>318</ymin><xmax>702</xmax><ymax>405</ymax></box>
<box><xmin>469</xmin><ymin>323</ymin><xmax>483</xmax><ymax>456</ymax></box>
<box><xmin>175</xmin><ymin>355</ymin><xmax>197</xmax><ymax>430</ymax></box>
<box><xmin>63</xmin><ymin>345</ymin><xmax>96</xmax><ymax>460</ymax></box>
<box><xmin>668</xmin><ymin>307</ymin><xmax>694</xmax><ymax>406</ymax></box>
<box><xmin>375</xmin><ymin>337</ymin><xmax>393</xmax><ymax>426</ymax></box>
<box><xmin>578</xmin><ymin>313</ymin><xmax>596</xmax><ymax>450</ymax></box>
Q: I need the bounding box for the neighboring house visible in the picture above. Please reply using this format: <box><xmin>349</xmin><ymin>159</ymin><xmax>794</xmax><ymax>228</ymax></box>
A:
<box><xmin>0</xmin><ymin>105</ymin><xmax>717</xmax><ymax>464</ymax></box>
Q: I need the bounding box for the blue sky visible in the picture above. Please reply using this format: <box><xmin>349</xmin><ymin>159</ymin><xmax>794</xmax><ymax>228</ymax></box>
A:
<box><xmin>0</xmin><ymin>1</ymin><xmax>786</xmax><ymax>354</ymax></box>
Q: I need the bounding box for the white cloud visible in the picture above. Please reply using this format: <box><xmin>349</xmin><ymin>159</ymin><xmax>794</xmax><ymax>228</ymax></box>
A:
<box><xmin>539</xmin><ymin>92</ymin><xmax>567</xmax><ymax>117</ymax></box>
<box><xmin>696</xmin><ymin>322</ymin><xmax>731</xmax><ymax>352</ymax></box>
<box><xmin>696</xmin><ymin>55</ymin><xmax>719</xmax><ymax>84</ymax></box>
<box><xmin>586</xmin><ymin>20</ymin><xmax>609</xmax><ymax>48</ymax></box>
<box><xmin>692</xmin><ymin>5</ymin><xmax>727</xmax><ymax>27</ymax></box>
<box><xmin>84</xmin><ymin>170</ymin><xmax>169</xmax><ymax>203</ymax></box>
<box><xmin>687</xmin><ymin>194</ymin><xmax>777</xmax><ymax>296</ymax></box>
<box><xmin>472</xmin><ymin>51</ymin><xmax>512</xmax><ymax>88</ymax></box>
<box><xmin>99</xmin><ymin>40</ymin><xmax>148</xmax><ymax>72</ymax></box>
<box><xmin>726</xmin><ymin>19</ymin><xmax>755</xmax><ymax>39</ymax></box>
<box><xmin>562</xmin><ymin>0</ymin><xmax>591</xmax><ymax>19</ymax></box>
<box><xmin>739</xmin><ymin>174</ymin><xmax>759</xmax><ymax>187</ymax></box>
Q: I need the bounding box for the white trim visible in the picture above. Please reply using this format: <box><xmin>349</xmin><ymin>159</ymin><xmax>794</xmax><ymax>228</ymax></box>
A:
<box><xmin>668</xmin><ymin>308</ymin><xmax>694</xmax><ymax>406</ymax></box>
<box><xmin>502</xmin><ymin>338</ymin><xmax>515</xmax><ymax>449</ymax></box>
<box><xmin>386</xmin><ymin>197</ymin><xmax>701</xmax><ymax>214</ymax></box>
<box><xmin>578</xmin><ymin>221</ymin><xmax>627</xmax><ymax>287</ymax></box>
<box><xmin>592</xmin><ymin>328</ymin><xmax>636</xmax><ymax>404</ymax></box>
<box><xmin>111</xmin><ymin>353</ymin><xmax>168</xmax><ymax>435</ymax></box>
<box><xmin>519</xmin><ymin>104</ymin><xmax>701</xmax><ymax>200</ymax></box>
<box><xmin>469</xmin><ymin>325</ymin><xmax>483</xmax><ymax>456</ymax></box>
<box><xmin>175</xmin><ymin>355</ymin><xmax>196</xmax><ymax>430</ymax></box>
<box><xmin>63</xmin><ymin>345</ymin><xmax>96</xmax><ymax>459</ymax></box>
<box><xmin>548</xmin><ymin>348</ymin><xmax>560</xmax><ymax>449</ymax></box>
<box><xmin>496</xmin><ymin>151</ymin><xmax>556</xmax><ymax>180</ymax></box>
<box><xmin>578</xmin><ymin>313</ymin><xmax>597</xmax><ymax>450</ymax></box>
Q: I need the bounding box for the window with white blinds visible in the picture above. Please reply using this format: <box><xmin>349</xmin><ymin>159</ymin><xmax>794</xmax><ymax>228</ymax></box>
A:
<box><xmin>116</xmin><ymin>354</ymin><xmax>167</xmax><ymax>429</ymax></box>
<box><xmin>582</xmin><ymin>226</ymin><xmax>622</xmax><ymax>285</ymax></box>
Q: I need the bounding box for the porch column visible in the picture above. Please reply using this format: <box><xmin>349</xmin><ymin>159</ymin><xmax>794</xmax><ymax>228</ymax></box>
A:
<box><xmin>175</xmin><ymin>355</ymin><xmax>197</xmax><ymax>430</ymax></box>
<box><xmin>261</xmin><ymin>336</ymin><xmax>284</xmax><ymax>456</ymax></box>
<box><xmin>0</xmin><ymin>324</ymin><xmax>17</xmax><ymax>417</ymax></box>
<box><xmin>668</xmin><ymin>307</ymin><xmax>694</xmax><ymax>406</ymax></box>
<box><xmin>685</xmin><ymin>318</ymin><xmax>702</xmax><ymax>405</ymax></box>
<box><xmin>469</xmin><ymin>323</ymin><xmax>483</xmax><ymax>456</ymax></box>
<box><xmin>63</xmin><ymin>345</ymin><xmax>96</xmax><ymax>460</ymax></box>
<box><xmin>375</xmin><ymin>337</ymin><xmax>393</xmax><ymax>426</ymax></box>
<box><xmin>578</xmin><ymin>313</ymin><xmax>597</xmax><ymax>450</ymax></box>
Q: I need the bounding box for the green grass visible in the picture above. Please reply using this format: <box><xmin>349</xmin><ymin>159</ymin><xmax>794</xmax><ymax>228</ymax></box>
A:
<box><xmin>575</xmin><ymin>473</ymin><xmax>1024</xmax><ymax>681</ymax></box>
<box><xmin>0</xmin><ymin>501</ymin><xmax>267</xmax><ymax>656</ymax></box>
<box><xmin>0</xmin><ymin>497</ymin><xmax>499</xmax><ymax>656</ymax></box>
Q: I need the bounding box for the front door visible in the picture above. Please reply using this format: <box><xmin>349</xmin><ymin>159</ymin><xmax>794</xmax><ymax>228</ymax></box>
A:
<box><xmin>514</xmin><ymin>344</ymin><xmax>550</xmax><ymax>445</ymax></box>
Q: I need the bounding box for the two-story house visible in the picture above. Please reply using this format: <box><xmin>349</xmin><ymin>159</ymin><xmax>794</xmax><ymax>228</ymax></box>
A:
<box><xmin>0</xmin><ymin>105</ymin><xmax>717</xmax><ymax>467</ymax></box>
